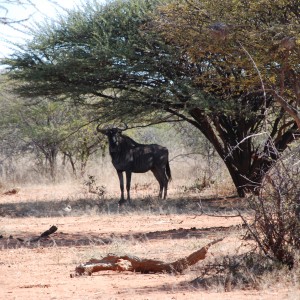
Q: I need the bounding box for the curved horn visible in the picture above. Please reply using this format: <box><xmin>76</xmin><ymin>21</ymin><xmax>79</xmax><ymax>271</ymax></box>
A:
<box><xmin>119</xmin><ymin>123</ymin><xmax>128</xmax><ymax>131</ymax></box>
<box><xmin>96</xmin><ymin>123</ymin><xmax>106</xmax><ymax>134</ymax></box>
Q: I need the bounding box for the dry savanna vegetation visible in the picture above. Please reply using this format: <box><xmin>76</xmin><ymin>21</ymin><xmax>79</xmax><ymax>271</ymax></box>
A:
<box><xmin>0</xmin><ymin>150</ymin><xmax>299</xmax><ymax>300</ymax></box>
<box><xmin>1</xmin><ymin>0</ymin><xmax>300</xmax><ymax>299</ymax></box>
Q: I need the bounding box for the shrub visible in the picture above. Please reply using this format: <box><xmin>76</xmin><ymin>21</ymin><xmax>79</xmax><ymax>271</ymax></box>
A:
<box><xmin>247</xmin><ymin>147</ymin><xmax>300</xmax><ymax>268</ymax></box>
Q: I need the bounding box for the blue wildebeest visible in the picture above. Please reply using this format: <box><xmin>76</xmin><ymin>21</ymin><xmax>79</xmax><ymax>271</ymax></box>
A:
<box><xmin>97</xmin><ymin>125</ymin><xmax>171</xmax><ymax>204</ymax></box>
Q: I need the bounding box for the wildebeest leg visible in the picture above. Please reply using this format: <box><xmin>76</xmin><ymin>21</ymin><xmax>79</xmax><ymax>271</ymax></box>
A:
<box><xmin>126</xmin><ymin>171</ymin><xmax>132</xmax><ymax>203</ymax></box>
<box><xmin>117</xmin><ymin>171</ymin><xmax>126</xmax><ymax>204</ymax></box>
<box><xmin>161</xmin><ymin>168</ymin><xmax>169</xmax><ymax>199</ymax></box>
<box><xmin>163</xmin><ymin>176</ymin><xmax>168</xmax><ymax>199</ymax></box>
<box><xmin>151</xmin><ymin>168</ymin><xmax>164</xmax><ymax>199</ymax></box>
<box><xmin>153</xmin><ymin>167</ymin><xmax>169</xmax><ymax>199</ymax></box>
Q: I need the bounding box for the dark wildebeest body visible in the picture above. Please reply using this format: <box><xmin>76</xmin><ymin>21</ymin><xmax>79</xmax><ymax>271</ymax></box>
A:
<box><xmin>98</xmin><ymin>127</ymin><xmax>171</xmax><ymax>204</ymax></box>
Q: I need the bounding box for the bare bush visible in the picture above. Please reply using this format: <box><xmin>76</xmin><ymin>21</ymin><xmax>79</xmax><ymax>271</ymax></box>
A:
<box><xmin>247</xmin><ymin>146</ymin><xmax>300</xmax><ymax>268</ymax></box>
<box><xmin>192</xmin><ymin>251</ymin><xmax>300</xmax><ymax>292</ymax></box>
<box><xmin>84</xmin><ymin>175</ymin><xmax>106</xmax><ymax>199</ymax></box>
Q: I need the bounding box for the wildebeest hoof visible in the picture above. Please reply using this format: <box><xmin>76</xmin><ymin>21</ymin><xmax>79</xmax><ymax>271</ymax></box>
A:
<box><xmin>118</xmin><ymin>199</ymin><xmax>127</xmax><ymax>206</ymax></box>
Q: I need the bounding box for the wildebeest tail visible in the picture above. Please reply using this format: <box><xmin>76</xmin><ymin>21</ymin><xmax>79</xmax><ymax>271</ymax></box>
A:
<box><xmin>166</xmin><ymin>161</ymin><xmax>172</xmax><ymax>181</ymax></box>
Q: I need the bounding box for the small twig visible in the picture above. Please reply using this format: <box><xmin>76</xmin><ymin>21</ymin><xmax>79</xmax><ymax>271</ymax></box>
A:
<box><xmin>120</xmin><ymin>114</ymin><xmax>184</xmax><ymax>131</ymax></box>
<box><xmin>197</xmin><ymin>202</ymin><xmax>241</xmax><ymax>218</ymax></box>
<box><xmin>169</xmin><ymin>152</ymin><xmax>202</xmax><ymax>162</ymax></box>
<box><xmin>223</xmin><ymin>132</ymin><xmax>267</xmax><ymax>161</ymax></box>
<box><xmin>235</xmin><ymin>209</ymin><xmax>273</xmax><ymax>260</ymax></box>
<box><xmin>238</xmin><ymin>41</ymin><xmax>268</xmax><ymax>131</ymax></box>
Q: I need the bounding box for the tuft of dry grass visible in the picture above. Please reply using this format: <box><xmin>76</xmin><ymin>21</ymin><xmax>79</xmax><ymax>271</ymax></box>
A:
<box><xmin>187</xmin><ymin>238</ymin><xmax>300</xmax><ymax>294</ymax></box>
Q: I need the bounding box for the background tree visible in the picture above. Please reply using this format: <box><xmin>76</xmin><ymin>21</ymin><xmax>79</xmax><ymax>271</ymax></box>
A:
<box><xmin>17</xmin><ymin>99</ymin><xmax>66</xmax><ymax>180</ymax></box>
<box><xmin>2</xmin><ymin>0</ymin><xmax>299</xmax><ymax>196</ymax></box>
<box><xmin>0</xmin><ymin>80</ymin><xmax>105</xmax><ymax>181</ymax></box>
<box><xmin>59</xmin><ymin>110</ymin><xmax>106</xmax><ymax>178</ymax></box>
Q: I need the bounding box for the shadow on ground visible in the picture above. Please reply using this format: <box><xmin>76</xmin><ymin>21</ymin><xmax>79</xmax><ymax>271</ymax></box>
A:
<box><xmin>0</xmin><ymin>195</ymin><xmax>246</xmax><ymax>218</ymax></box>
<box><xmin>0</xmin><ymin>224</ymin><xmax>243</xmax><ymax>249</ymax></box>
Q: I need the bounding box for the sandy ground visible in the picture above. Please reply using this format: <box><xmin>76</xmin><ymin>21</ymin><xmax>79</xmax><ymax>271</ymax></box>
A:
<box><xmin>0</xmin><ymin>184</ymin><xmax>298</xmax><ymax>300</ymax></box>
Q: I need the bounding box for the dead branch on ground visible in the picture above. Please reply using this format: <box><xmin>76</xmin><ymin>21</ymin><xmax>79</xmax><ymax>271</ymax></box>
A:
<box><xmin>197</xmin><ymin>202</ymin><xmax>241</xmax><ymax>218</ymax></box>
<box><xmin>71</xmin><ymin>238</ymin><xmax>224</xmax><ymax>277</ymax></box>
<box><xmin>16</xmin><ymin>225</ymin><xmax>58</xmax><ymax>243</ymax></box>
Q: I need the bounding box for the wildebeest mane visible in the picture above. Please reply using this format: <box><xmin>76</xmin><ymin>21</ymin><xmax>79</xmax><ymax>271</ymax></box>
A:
<box><xmin>121</xmin><ymin>134</ymin><xmax>141</xmax><ymax>147</ymax></box>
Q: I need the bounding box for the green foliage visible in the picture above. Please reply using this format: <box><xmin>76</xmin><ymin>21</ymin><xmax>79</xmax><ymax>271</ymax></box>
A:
<box><xmin>0</xmin><ymin>83</ymin><xmax>104</xmax><ymax>180</ymax></box>
<box><xmin>156</xmin><ymin>0</ymin><xmax>300</xmax><ymax>125</ymax></box>
<box><xmin>1</xmin><ymin>0</ymin><xmax>299</xmax><ymax>195</ymax></box>
<box><xmin>152</xmin><ymin>0</ymin><xmax>300</xmax><ymax>195</ymax></box>
<box><xmin>2</xmin><ymin>0</ymin><xmax>180</xmax><ymax>121</ymax></box>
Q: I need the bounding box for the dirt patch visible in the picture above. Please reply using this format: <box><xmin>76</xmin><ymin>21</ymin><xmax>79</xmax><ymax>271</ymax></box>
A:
<box><xmin>0</xmin><ymin>185</ymin><xmax>297</xmax><ymax>299</ymax></box>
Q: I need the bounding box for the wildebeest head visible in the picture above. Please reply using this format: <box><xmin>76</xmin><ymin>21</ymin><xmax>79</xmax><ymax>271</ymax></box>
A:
<box><xmin>97</xmin><ymin>126</ymin><xmax>125</xmax><ymax>152</ymax></box>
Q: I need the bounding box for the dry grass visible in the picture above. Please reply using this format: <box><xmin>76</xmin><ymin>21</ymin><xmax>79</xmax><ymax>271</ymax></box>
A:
<box><xmin>0</xmin><ymin>156</ymin><xmax>299</xmax><ymax>299</ymax></box>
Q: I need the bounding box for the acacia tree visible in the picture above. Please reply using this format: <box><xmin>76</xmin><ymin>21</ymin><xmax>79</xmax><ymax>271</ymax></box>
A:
<box><xmin>59</xmin><ymin>114</ymin><xmax>106</xmax><ymax>178</ymax></box>
<box><xmin>0</xmin><ymin>87</ymin><xmax>104</xmax><ymax>181</ymax></box>
<box><xmin>12</xmin><ymin>99</ymin><xmax>73</xmax><ymax>180</ymax></box>
<box><xmin>151</xmin><ymin>0</ymin><xmax>300</xmax><ymax>195</ymax></box>
<box><xmin>155</xmin><ymin>0</ymin><xmax>300</xmax><ymax>127</ymax></box>
<box><xmin>2</xmin><ymin>0</ymin><xmax>299</xmax><ymax>196</ymax></box>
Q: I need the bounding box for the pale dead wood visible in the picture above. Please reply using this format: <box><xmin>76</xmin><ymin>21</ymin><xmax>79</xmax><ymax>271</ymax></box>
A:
<box><xmin>71</xmin><ymin>238</ymin><xmax>224</xmax><ymax>277</ymax></box>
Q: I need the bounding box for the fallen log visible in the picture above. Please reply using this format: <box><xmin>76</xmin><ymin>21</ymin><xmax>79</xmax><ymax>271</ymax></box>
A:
<box><xmin>72</xmin><ymin>238</ymin><xmax>223</xmax><ymax>277</ymax></box>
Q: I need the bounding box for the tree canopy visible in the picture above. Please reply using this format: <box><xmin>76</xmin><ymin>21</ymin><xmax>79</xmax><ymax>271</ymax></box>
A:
<box><xmin>2</xmin><ymin>0</ymin><xmax>299</xmax><ymax>196</ymax></box>
<box><xmin>155</xmin><ymin>0</ymin><xmax>300</xmax><ymax>127</ymax></box>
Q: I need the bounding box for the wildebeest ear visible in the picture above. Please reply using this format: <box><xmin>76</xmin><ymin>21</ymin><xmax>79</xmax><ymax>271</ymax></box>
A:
<box><xmin>116</xmin><ymin>128</ymin><xmax>123</xmax><ymax>134</ymax></box>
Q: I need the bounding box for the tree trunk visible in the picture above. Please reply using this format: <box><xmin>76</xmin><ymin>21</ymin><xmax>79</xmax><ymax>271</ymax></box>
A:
<box><xmin>189</xmin><ymin>107</ymin><xmax>297</xmax><ymax>197</ymax></box>
<box><xmin>46</xmin><ymin>146</ymin><xmax>59</xmax><ymax>182</ymax></box>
